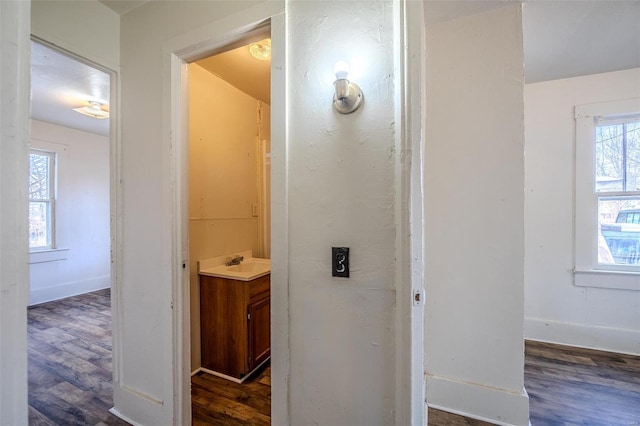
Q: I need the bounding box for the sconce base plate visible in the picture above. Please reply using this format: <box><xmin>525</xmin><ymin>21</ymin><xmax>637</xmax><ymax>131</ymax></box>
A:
<box><xmin>333</xmin><ymin>82</ymin><xmax>363</xmax><ymax>114</ymax></box>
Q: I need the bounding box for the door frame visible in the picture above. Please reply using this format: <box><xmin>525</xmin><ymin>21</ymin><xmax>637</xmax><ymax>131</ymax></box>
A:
<box><xmin>27</xmin><ymin>33</ymin><xmax>122</xmax><ymax>415</ymax></box>
<box><xmin>166</xmin><ymin>1</ymin><xmax>426</xmax><ymax>424</ymax></box>
<box><xmin>164</xmin><ymin>3</ymin><xmax>287</xmax><ymax>424</ymax></box>
<box><xmin>395</xmin><ymin>1</ymin><xmax>427</xmax><ymax>424</ymax></box>
<box><xmin>0</xmin><ymin>2</ymin><xmax>30</xmax><ymax>423</ymax></box>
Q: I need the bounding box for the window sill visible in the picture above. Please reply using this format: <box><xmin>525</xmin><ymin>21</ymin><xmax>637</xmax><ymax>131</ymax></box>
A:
<box><xmin>574</xmin><ymin>269</ymin><xmax>640</xmax><ymax>291</ymax></box>
<box><xmin>29</xmin><ymin>248</ymin><xmax>69</xmax><ymax>264</ymax></box>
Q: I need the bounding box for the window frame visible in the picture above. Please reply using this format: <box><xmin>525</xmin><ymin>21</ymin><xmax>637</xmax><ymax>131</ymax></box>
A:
<box><xmin>28</xmin><ymin>148</ymin><xmax>56</xmax><ymax>251</ymax></box>
<box><xmin>575</xmin><ymin>98</ymin><xmax>640</xmax><ymax>290</ymax></box>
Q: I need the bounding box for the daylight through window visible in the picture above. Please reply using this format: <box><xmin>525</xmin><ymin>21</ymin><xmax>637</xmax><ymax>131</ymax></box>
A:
<box><xmin>29</xmin><ymin>149</ymin><xmax>55</xmax><ymax>250</ymax></box>
<box><xmin>595</xmin><ymin>118</ymin><xmax>640</xmax><ymax>265</ymax></box>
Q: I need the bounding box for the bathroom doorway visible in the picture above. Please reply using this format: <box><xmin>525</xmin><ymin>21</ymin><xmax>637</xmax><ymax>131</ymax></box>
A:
<box><xmin>186</xmin><ymin>35</ymin><xmax>272</xmax><ymax>422</ymax></box>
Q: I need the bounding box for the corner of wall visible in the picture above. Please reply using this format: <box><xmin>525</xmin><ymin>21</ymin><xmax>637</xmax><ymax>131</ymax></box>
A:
<box><xmin>427</xmin><ymin>376</ymin><xmax>530</xmax><ymax>426</ymax></box>
<box><xmin>424</xmin><ymin>4</ymin><xmax>528</xmax><ymax>425</ymax></box>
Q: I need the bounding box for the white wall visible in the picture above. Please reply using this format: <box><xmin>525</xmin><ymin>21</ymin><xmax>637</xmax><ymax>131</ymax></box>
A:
<box><xmin>524</xmin><ymin>68</ymin><xmax>640</xmax><ymax>355</ymax></box>
<box><xmin>31</xmin><ymin>0</ymin><xmax>119</xmax><ymax>71</ymax></box>
<box><xmin>287</xmin><ymin>1</ymin><xmax>397</xmax><ymax>424</ymax></box>
<box><xmin>119</xmin><ymin>0</ymin><xmax>404</xmax><ymax>423</ymax></box>
<box><xmin>188</xmin><ymin>63</ymin><xmax>263</xmax><ymax>370</ymax></box>
<box><xmin>118</xmin><ymin>2</ymin><xmax>274</xmax><ymax>423</ymax></box>
<box><xmin>0</xmin><ymin>1</ymin><xmax>31</xmax><ymax>424</ymax></box>
<box><xmin>29</xmin><ymin>120</ymin><xmax>111</xmax><ymax>305</ymax></box>
<box><xmin>2</xmin><ymin>1</ymin><xmax>115</xmax><ymax>422</ymax></box>
<box><xmin>424</xmin><ymin>5</ymin><xmax>529</xmax><ymax>425</ymax></box>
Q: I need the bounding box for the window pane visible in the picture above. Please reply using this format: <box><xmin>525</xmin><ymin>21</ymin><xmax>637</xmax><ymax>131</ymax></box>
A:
<box><xmin>625</xmin><ymin>122</ymin><xmax>640</xmax><ymax>191</ymax></box>
<box><xmin>29</xmin><ymin>152</ymin><xmax>50</xmax><ymax>199</ymax></box>
<box><xmin>29</xmin><ymin>201</ymin><xmax>50</xmax><ymax>248</ymax></box>
<box><xmin>595</xmin><ymin>124</ymin><xmax>624</xmax><ymax>192</ymax></box>
<box><xmin>599</xmin><ymin>197</ymin><xmax>640</xmax><ymax>265</ymax></box>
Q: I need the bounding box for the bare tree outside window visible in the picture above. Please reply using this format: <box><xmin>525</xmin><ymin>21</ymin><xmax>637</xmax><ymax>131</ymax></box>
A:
<box><xmin>597</xmin><ymin>121</ymin><xmax>640</xmax><ymax>264</ymax></box>
<box><xmin>29</xmin><ymin>150</ymin><xmax>54</xmax><ymax>249</ymax></box>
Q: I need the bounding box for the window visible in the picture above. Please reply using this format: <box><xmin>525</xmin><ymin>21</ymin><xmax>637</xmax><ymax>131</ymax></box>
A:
<box><xmin>575</xmin><ymin>98</ymin><xmax>640</xmax><ymax>290</ymax></box>
<box><xmin>29</xmin><ymin>149</ymin><xmax>55</xmax><ymax>250</ymax></box>
<box><xmin>595</xmin><ymin>119</ymin><xmax>640</xmax><ymax>265</ymax></box>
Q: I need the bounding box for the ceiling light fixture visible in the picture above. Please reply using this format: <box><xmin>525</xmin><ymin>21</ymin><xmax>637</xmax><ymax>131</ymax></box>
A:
<box><xmin>73</xmin><ymin>101</ymin><xmax>109</xmax><ymax>119</ymax></box>
<box><xmin>249</xmin><ymin>39</ymin><xmax>271</xmax><ymax>61</ymax></box>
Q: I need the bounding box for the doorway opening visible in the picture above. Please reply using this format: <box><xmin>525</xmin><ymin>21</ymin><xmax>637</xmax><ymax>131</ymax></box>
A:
<box><xmin>184</xmin><ymin>34</ymin><xmax>272</xmax><ymax>423</ymax></box>
<box><xmin>27</xmin><ymin>38</ymin><xmax>119</xmax><ymax>424</ymax></box>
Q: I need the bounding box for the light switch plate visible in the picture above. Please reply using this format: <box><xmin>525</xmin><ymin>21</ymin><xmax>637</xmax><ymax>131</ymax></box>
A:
<box><xmin>332</xmin><ymin>247</ymin><xmax>349</xmax><ymax>278</ymax></box>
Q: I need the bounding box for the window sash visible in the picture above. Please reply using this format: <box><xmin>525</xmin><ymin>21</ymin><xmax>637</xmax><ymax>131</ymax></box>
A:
<box><xmin>596</xmin><ymin>114</ymin><xmax>640</xmax><ymax>126</ymax></box>
<box><xmin>594</xmin><ymin>121</ymin><xmax>640</xmax><ymax>193</ymax></box>
<box><xmin>575</xmin><ymin>98</ymin><xmax>640</xmax><ymax>279</ymax></box>
<box><xmin>29</xmin><ymin>200</ymin><xmax>53</xmax><ymax>249</ymax></box>
<box><xmin>595</xmin><ymin>194</ymin><xmax>640</xmax><ymax>269</ymax></box>
<box><xmin>28</xmin><ymin>149</ymin><xmax>56</xmax><ymax>250</ymax></box>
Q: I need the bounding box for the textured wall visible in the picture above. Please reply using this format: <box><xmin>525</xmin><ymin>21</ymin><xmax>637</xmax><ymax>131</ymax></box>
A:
<box><xmin>287</xmin><ymin>2</ymin><xmax>398</xmax><ymax>424</ymax></box>
<box><xmin>425</xmin><ymin>5</ymin><xmax>529</xmax><ymax>425</ymax></box>
<box><xmin>119</xmin><ymin>2</ymin><xmax>271</xmax><ymax>423</ymax></box>
<box><xmin>31</xmin><ymin>0</ymin><xmax>119</xmax><ymax>70</ymax></box>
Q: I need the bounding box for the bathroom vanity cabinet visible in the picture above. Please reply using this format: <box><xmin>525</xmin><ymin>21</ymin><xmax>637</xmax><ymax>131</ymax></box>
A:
<box><xmin>199</xmin><ymin>273</ymin><xmax>270</xmax><ymax>381</ymax></box>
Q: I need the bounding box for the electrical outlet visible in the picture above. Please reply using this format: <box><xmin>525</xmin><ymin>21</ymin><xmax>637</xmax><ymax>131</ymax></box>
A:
<box><xmin>332</xmin><ymin>247</ymin><xmax>349</xmax><ymax>278</ymax></box>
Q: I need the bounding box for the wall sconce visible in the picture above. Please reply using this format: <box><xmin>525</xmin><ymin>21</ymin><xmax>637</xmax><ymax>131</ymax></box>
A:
<box><xmin>333</xmin><ymin>61</ymin><xmax>363</xmax><ymax>114</ymax></box>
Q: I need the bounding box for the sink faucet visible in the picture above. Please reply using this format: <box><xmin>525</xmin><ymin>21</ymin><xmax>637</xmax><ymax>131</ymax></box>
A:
<box><xmin>225</xmin><ymin>255</ymin><xmax>244</xmax><ymax>266</ymax></box>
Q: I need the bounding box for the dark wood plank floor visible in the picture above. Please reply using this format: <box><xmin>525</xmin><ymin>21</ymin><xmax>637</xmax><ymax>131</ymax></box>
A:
<box><xmin>525</xmin><ymin>340</ymin><xmax>640</xmax><ymax>426</ymax></box>
<box><xmin>30</xmin><ymin>292</ymin><xmax>640</xmax><ymax>426</ymax></box>
<box><xmin>192</xmin><ymin>366</ymin><xmax>271</xmax><ymax>426</ymax></box>
<box><xmin>192</xmin><ymin>342</ymin><xmax>640</xmax><ymax>426</ymax></box>
<box><xmin>426</xmin><ymin>340</ymin><xmax>640</xmax><ymax>425</ymax></box>
<box><xmin>28</xmin><ymin>289</ymin><xmax>129</xmax><ymax>426</ymax></box>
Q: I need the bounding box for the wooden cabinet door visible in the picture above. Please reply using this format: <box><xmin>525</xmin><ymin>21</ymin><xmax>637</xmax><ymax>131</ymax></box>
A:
<box><xmin>247</xmin><ymin>296</ymin><xmax>270</xmax><ymax>371</ymax></box>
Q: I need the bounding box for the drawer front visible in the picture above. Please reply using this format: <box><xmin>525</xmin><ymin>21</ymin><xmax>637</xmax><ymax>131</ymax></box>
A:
<box><xmin>250</xmin><ymin>274</ymin><xmax>270</xmax><ymax>299</ymax></box>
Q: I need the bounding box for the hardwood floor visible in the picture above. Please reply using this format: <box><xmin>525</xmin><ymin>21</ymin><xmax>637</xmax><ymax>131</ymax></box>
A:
<box><xmin>191</xmin><ymin>342</ymin><xmax>640</xmax><ymax>426</ymax></box>
<box><xmin>29</xmin><ymin>293</ymin><xmax>640</xmax><ymax>426</ymax></box>
<box><xmin>192</xmin><ymin>366</ymin><xmax>271</xmax><ymax>426</ymax></box>
<box><xmin>426</xmin><ymin>340</ymin><xmax>640</xmax><ymax>425</ymax></box>
<box><xmin>428</xmin><ymin>408</ymin><xmax>493</xmax><ymax>425</ymax></box>
<box><xmin>525</xmin><ymin>340</ymin><xmax>640</xmax><ymax>426</ymax></box>
<box><xmin>28</xmin><ymin>289</ymin><xmax>128</xmax><ymax>426</ymax></box>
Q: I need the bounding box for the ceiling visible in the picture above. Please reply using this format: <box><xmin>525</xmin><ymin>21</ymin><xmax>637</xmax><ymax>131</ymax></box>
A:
<box><xmin>195</xmin><ymin>41</ymin><xmax>271</xmax><ymax>105</ymax></box>
<box><xmin>424</xmin><ymin>0</ymin><xmax>640</xmax><ymax>83</ymax></box>
<box><xmin>31</xmin><ymin>1</ymin><xmax>640</xmax><ymax>136</ymax></box>
<box><xmin>31</xmin><ymin>42</ymin><xmax>111</xmax><ymax>136</ymax></box>
<box><xmin>522</xmin><ymin>1</ymin><xmax>640</xmax><ymax>83</ymax></box>
<box><xmin>98</xmin><ymin>0</ymin><xmax>149</xmax><ymax>16</ymax></box>
<box><xmin>29</xmin><ymin>37</ymin><xmax>271</xmax><ymax>137</ymax></box>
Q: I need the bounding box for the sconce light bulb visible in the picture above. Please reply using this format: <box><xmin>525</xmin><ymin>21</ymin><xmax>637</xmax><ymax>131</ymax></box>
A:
<box><xmin>333</xmin><ymin>61</ymin><xmax>350</xmax><ymax>80</ymax></box>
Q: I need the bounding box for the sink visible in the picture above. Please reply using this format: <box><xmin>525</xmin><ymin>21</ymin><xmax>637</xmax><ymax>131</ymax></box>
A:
<box><xmin>226</xmin><ymin>261</ymin><xmax>269</xmax><ymax>273</ymax></box>
<box><xmin>199</xmin><ymin>256</ymin><xmax>270</xmax><ymax>281</ymax></box>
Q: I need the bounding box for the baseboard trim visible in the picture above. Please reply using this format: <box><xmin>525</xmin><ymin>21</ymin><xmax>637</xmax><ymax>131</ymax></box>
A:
<box><xmin>525</xmin><ymin>317</ymin><xmax>640</xmax><ymax>356</ymax></box>
<box><xmin>196</xmin><ymin>357</ymin><xmax>270</xmax><ymax>384</ymax></box>
<box><xmin>29</xmin><ymin>275</ymin><xmax>110</xmax><ymax>306</ymax></box>
<box><xmin>426</xmin><ymin>375</ymin><xmax>529</xmax><ymax>426</ymax></box>
<box><xmin>112</xmin><ymin>383</ymin><xmax>166</xmax><ymax>425</ymax></box>
<box><xmin>109</xmin><ymin>407</ymin><xmax>143</xmax><ymax>426</ymax></box>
